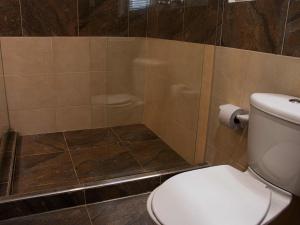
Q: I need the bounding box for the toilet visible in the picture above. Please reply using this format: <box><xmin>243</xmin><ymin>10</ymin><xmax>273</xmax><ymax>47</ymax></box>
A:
<box><xmin>147</xmin><ymin>93</ymin><xmax>300</xmax><ymax>225</ymax></box>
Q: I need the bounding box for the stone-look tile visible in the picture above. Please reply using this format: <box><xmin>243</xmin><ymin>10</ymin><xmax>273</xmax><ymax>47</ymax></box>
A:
<box><xmin>129</xmin><ymin>3</ymin><xmax>148</xmax><ymax>37</ymax></box>
<box><xmin>112</xmin><ymin>124</ymin><xmax>158</xmax><ymax>142</ymax></box>
<box><xmin>0</xmin><ymin>182</ymin><xmax>8</xmax><ymax>196</ymax></box>
<box><xmin>17</xmin><ymin>133</ymin><xmax>67</xmax><ymax>156</ymax></box>
<box><xmin>90</xmin><ymin>71</ymin><xmax>106</xmax><ymax>98</ymax></box>
<box><xmin>0</xmin><ymin>152</ymin><xmax>11</xmax><ymax>183</ymax></box>
<box><xmin>87</xmin><ymin>193</ymin><xmax>155</xmax><ymax>225</ymax></box>
<box><xmin>129</xmin><ymin>139</ymin><xmax>188</xmax><ymax>172</ymax></box>
<box><xmin>53</xmin><ymin>37</ymin><xmax>90</xmax><ymax>73</ymax></box>
<box><xmin>70</xmin><ymin>146</ymin><xmax>143</xmax><ymax>182</ymax></box>
<box><xmin>221</xmin><ymin>0</ymin><xmax>289</xmax><ymax>53</ymax></box>
<box><xmin>78</xmin><ymin>0</ymin><xmax>129</xmax><ymax>36</ymax></box>
<box><xmin>0</xmin><ymin>203</ymin><xmax>89</xmax><ymax>223</ymax></box>
<box><xmin>64</xmin><ymin>128</ymin><xmax>118</xmax><ymax>151</ymax></box>
<box><xmin>55</xmin><ymin>106</ymin><xmax>91</xmax><ymax>132</ymax></box>
<box><xmin>9</xmin><ymin>109</ymin><xmax>56</xmax><ymax>136</ymax></box>
<box><xmin>0</xmin><ymin>0</ymin><xmax>22</xmax><ymax>36</ymax></box>
<box><xmin>13</xmin><ymin>152</ymin><xmax>78</xmax><ymax>194</ymax></box>
<box><xmin>5</xmin><ymin>75</ymin><xmax>56</xmax><ymax>110</ymax></box>
<box><xmin>56</xmin><ymin>72</ymin><xmax>90</xmax><ymax>107</ymax></box>
<box><xmin>1</xmin><ymin>38</ymin><xmax>53</xmax><ymax>75</ymax></box>
<box><xmin>184</xmin><ymin>0</ymin><xmax>220</xmax><ymax>44</ymax></box>
<box><xmin>20</xmin><ymin>0</ymin><xmax>78</xmax><ymax>36</ymax></box>
<box><xmin>206</xmin><ymin>46</ymin><xmax>300</xmax><ymax>169</ymax></box>
<box><xmin>283</xmin><ymin>0</ymin><xmax>300</xmax><ymax>57</ymax></box>
<box><xmin>84</xmin><ymin>177</ymin><xmax>160</xmax><ymax>204</ymax></box>
<box><xmin>147</xmin><ymin>0</ymin><xmax>184</xmax><ymax>40</ymax></box>
<box><xmin>90</xmin><ymin>38</ymin><xmax>108</xmax><ymax>71</ymax></box>
<box><xmin>91</xmin><ymin>105</ymin><xmax>107</xmax><ymax>129</ymax></box>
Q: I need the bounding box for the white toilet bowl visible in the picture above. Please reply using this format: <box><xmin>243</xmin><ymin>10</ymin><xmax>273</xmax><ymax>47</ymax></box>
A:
<box><xmin>147</xmin><ymin>165</ymin><xmax>292</xmax><ymax>225</ymax></box>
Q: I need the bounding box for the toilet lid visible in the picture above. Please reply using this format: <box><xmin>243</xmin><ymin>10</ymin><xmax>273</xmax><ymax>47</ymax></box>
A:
<box><xmin>151</xmin><ymin>165</ymin><xmax>271</xmax><ymax>225</ymax></box>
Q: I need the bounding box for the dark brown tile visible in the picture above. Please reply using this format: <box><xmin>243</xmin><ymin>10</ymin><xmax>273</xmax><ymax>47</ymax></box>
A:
<box><xmin>13</xmin><ymin>152</ymin><xmax>78</xmax><ymax>195</ymax></box>
<box><xmin>87</xmin><ymin>193</ymin><xmax>155</xmax><ymax>225</ymax></box>
<box><xmin>0</xmin><ymin>0</ymin><xmax>22</xmax><ymax>36</ymax></box>
<box><xmin>17</xmin><ymin>133</ymin><xmax>67</xmax><ymax>156</ymax></box>
<box><xmin>79</xmin><ymin>0</ymin><xmax>129</xmax><ymax>36</ymax></box>
<box><xmin>129</xmin><ymin>139</ymin><xmax>188</xmax><ymax>172</ymax></box>
<box><xmin>85</xmin><ymin>176</ymin><xmax>160</xmax><ymax>204</ymax></box>
<box><xmin>147</xmin><ymin>0</ymin><xmax>184</xmax><ymax>40</ymax></box>
<box><xmin>70</xmin><ymin>145</ymin><xmax>143</xmax><ymax>182</ymax></box>
<box><xmin>0</xmin><ymin>152</ymin><xmax>11</xmax><ymax>183</ymax></box>
<box><xmin>221</xmin><ymin>0</ymin><xmax>289</xmax><ymax>54</ymax></box>
<box><xmin>20</xmin><ymin>0</ymin><xmax>78</xmax><ymax>36</ymax></box>
<box><xmin>0</xmin><ymin>183</ymin><xmax>7</xmax><ymax>197</ymax></box>
<box><xmin>0</xmin><ymin>205</ymin><xmax>90</xmax><ymax>225</ymax></box>
<box><xmin>112</xmin><ymin>124</ymin><xmax>158</xmax><ymax>142</ymax></box>
<box><xmin>64</xmin><ymin>128</ymin><xmax>119</xmax><ymax>151</ymax></box>
<box><xmin>283</xmin><ymin>0</ymin><xmax>300</xmax><ymax>57</ymax></box>
<box><xmin>129</xmin><ymin>1</ymin><xmax>148</xmax><ymax>37</ymax></box>
<box><xmin>184</xmin><ymin>0</ymin><xmax>220</xmax><ymax>44</ymax></box>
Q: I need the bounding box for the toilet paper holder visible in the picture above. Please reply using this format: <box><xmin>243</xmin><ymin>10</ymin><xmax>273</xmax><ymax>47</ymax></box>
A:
<box><xmin>219</xmin><ymin>104</ymin><xmax>249</xmax><ymax>129</ymax></box>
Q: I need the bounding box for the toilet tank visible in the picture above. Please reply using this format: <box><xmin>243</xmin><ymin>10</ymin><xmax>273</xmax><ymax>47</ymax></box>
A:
<box><xmin>248</xmin><ymin>93</ymin><xmax>300</xmax><ymax>196</ymax></box>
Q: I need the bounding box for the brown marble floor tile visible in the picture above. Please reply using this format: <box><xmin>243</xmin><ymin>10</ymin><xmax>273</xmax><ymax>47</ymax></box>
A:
<box><xmin>184</xmin><ymin>0</ymin><xmax>220</xmax><ymax>44</ymax></box>
<box><xmin>283</xmin><ymin>0</ymin><xmax>300</xmax><ymax>57</ymax></box>
<box><xmin>147</xmin><ymin>0</ymin><xmax>184</xmax><ymax>40</ymax></box>
<box><xmin>13</xmin><ymin>152</ymin><xmax>78</xmax><ymax>195</ymax></box>
<box><xmin>87</xmin><ymin>193</ymin><xmax>155</xmax><ymax>225</ymax></box>
<box><xmin>70</xmin><ymin>145</ymin><xmax>143</xmax><ymax>182</ymax></box>
<box><xmin>221</xmin><ymin>0</ymin><xmax>289</xmax><ymax>54</ymax></box>
<box><xmin>129</xmin><ymin>139</ymin><xmax>188</xmax><ymax>172</ymax></box>
<box><xmin>112</xmin><ymin>124</ymin><xmax>158</xmax><ymax>142</ymax></box>
<box><xmin>129</xmin><ymin>2</ymin><xmax>148</xmax><ymax>37</ymax></box>
<box><xmin>64</xmin><ymin>128</ymin><xmax>119</xmax><ymax>151</ymax></box>
<box><xmin>0</xmin><ymin>182</ymin><xmax>7</xmax><ymax>196</ymax></box>
<box><xmin>78</xmin><ymin>0</ymin><xmax>129</xmax><ymax>36</ymax></box>
<box><xmin>0</xmin><ymin>206</ymin><xmax>91</xmax><ymax>225</ymax></box>
<box><xmin>17</xmin><ymin>133</ymin><xmax>67</xmax><ymax>156</ymax></box>
<box><xmin>20</xmin><ymin>0</ymin><xmax>78</xmax><ymax>36</ymax></box>
<box><xmin>0</xmin><ymin>0</ymin><xmax>22</xmax><ymax>36</ymax></box>
<box><xmin>0</xmin><ymin>152</ymin><xmax>11</xmax><ymax>183</ymax></box>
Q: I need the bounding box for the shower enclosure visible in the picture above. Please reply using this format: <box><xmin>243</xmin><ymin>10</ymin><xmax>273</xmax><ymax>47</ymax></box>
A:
<box><xmin>0</xmin><ymin>37</ymin><xmax>211</xmax><ymax>203</ymax></box>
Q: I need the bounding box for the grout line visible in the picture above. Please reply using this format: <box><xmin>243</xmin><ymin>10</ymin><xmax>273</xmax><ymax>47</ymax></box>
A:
<box><xmin>281</xmin><ymin>0</ymin><xmax>291</xmax><ymax>55</ymax></box>
<box><xmin>62</xmin><ymin>132</ymin><xmax>81</xmax><ymax>185</ymax></box>
<box><xmin>218</xmin><ymin>0</ymin><xmax>225</xmax><ymax>46</ymax></box>
<box><xmin>18</xmin><ymin>0</ymin><xmax>24</xmax><ymax>36</ymax></box>
<box><xmin>76</xmin><ymin>0</ymin><xmax>80</xmax><ymax>36</ymax></box>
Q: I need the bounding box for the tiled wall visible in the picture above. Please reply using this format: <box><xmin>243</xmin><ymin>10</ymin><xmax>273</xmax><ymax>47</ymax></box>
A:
<box><xmin>143</xmin><ymin>39</ymin><xmax>214</xmax><ymax>164</ymax></box>
<box><xmin>0</xmin><ymin>37</ymin><xmax>146</xmax><ymax>135</ymax></box>
<box><xmin>1</xmin><ymin>0</ymin><xmax>300</xmax><ymax>57</ymax></box>
<box><xmin>206</xmin><ymin>46</ymin><xmax>300</xmax><ymax>170</ymax></box>
<box><xmin>0</xmin><ymin>43</ymin><xmax>9</xmax><ymax>137</ymax></box>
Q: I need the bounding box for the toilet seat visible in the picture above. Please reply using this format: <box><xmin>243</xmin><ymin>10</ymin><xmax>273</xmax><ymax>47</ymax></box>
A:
<box><xmin>147</xmin><ymin>165</ymin><xmax>291</xmax><ymax>225</ymax></box>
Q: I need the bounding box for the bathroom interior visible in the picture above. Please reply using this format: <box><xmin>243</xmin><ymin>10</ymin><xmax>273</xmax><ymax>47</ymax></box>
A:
<box><xmin>0</xmin><ymin>0</ymin><xmax>300</xmax><ymax>224</ymax></box>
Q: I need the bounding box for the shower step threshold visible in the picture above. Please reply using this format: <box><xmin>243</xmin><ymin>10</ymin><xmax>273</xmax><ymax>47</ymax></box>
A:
<box><xmin>0</xmin><ymin>163</ymin><xmax>208</xmax><ymax>221</ymax></box>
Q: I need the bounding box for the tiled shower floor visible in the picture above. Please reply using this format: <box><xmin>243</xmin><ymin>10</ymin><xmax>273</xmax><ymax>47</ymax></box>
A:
<box><xmin>7</xmin><ymin>124</ymin><xmax>188</xmax><ymax>196</ymax></box>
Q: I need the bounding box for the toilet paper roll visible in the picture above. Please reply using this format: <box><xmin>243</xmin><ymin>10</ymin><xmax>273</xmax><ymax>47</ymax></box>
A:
<box><xmin>219</xmin><ymin>104</ymin><xmax>246</xmax><ymax>129</ymax></box>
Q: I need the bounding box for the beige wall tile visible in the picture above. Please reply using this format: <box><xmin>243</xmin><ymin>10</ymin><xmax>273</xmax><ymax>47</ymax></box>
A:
<box><xmin>206</xmin><ymin>46</ymin><xmax>300</xmax><ymax>170</ymax></box>
<box><xmin>56</xmin><ymin>106</ymin><xmax>91</xmax><ymax>131</ymax></box>
<box><xmin>1</xmin><ymin>37</ymin><xmax>53</xmax><ymax>75</ymax></box>
<box><xmin>91</xmin><ymin>104</ymin><xmax>107</xmax><ymax>128</ymax></box>
<box><xmin>195</xmin><ymin>45</ymin><xmax>215</xmax><ymax>164</ymax></box>
<box><xmin>90</xmin><ymin>71</ymin><xmax>106</xmax><ymax>98</ymax></box>
<box><xmin>53</xmin><ymin>37</ymin><xmax>90</xmax><ymax>73</ymax></box>
<box><xmin>9</xmin><ymin>109</ymin><xmax>56</xmax><ymax>135</ymax></box>
<box><xmin>56</xmin><ymin>72</ymin><xmax>90</xmax><ymax>107</ymax></box>
<box><xmin>90</xmin><ymin>37</ymin><xmax>107</xmax><ymax>71</ymax></box>
<box><xmin>5</xmin><ymin>75</ymin><xmax>56</xmax><ymax>110</ymax></box>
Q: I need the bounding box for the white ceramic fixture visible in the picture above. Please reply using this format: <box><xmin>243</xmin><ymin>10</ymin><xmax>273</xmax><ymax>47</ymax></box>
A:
<box><xmin>147</xmin><ymin>93</ymin><xmax>300</xmax><ymax>225</ymax></box>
